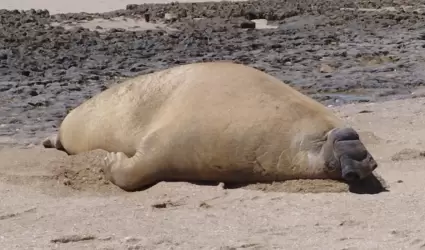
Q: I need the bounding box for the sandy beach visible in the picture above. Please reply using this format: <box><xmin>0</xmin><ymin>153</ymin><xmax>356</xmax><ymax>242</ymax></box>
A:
<box><xmin>1</xmin><ymin>0</ymin><xmax>425</xmax><ymax>249</ymax></box>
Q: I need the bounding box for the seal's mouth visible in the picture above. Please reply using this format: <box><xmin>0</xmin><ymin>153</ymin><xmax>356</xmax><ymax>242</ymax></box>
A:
<box><xmin>342</xmin><ymin>169</ymin><xmax>361</xmax><ymax>182</ymax></box>
<box><xmin>340</xmin><ymin>154</ymin><xmax>377</xmax><ymax>182</ymax></box>
<box><xmin>341</xmin><ymin>165</ymin><xmax>361</xmax><ymax>182</ymax></box>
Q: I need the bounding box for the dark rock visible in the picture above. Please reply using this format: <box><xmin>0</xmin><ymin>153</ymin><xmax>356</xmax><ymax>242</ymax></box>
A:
<box><xmin>0</xmin><ymin>0</ymin><xmax>425</xmax><ymax>141</ymax></box>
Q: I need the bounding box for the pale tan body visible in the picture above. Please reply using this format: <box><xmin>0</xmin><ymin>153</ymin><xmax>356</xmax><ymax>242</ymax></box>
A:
<box><xmin>45</xmin><ymin>62</ymin><xmax>346</xmax><ymax>191</ymax></box>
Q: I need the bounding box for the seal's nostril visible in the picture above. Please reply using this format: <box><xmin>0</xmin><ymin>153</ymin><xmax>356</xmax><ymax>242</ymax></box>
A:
<box><xmin>371</xmin><ymin>162</ymin><xmax>378</xmax><ymax>171</ymax></box>
<box><xmin>343</xmin><ymin>172</ymin><xmax>360</xmax><ymax>182</ymax></box>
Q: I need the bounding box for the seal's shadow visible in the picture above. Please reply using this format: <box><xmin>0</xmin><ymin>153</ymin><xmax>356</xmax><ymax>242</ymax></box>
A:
<box><xmin>345</xmin><ymin>173</ymin><xmax>389</xmax><ymax>194</ymax></box>
<box><xmin>187</xmin><ymin>173</ymin><xmax>389</xmax><ymax>195</ymax></box>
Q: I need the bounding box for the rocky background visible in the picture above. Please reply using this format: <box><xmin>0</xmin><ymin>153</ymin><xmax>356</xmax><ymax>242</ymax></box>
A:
<box><xmin>1</xmin><ymin>0</ymin><xmax>425</xmax><ymax>145</ymax></box>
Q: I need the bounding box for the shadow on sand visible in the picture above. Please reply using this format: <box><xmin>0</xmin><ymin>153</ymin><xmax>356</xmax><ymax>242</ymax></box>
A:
<box><xmin>182</xmin><ymin>173</ymin><xmax>388</xmax><ymax>195</ymax></box>
<box><xmin>346</xmin><ymin>173</ymin><xmax>389</xmax><ymax>194</ymax></box>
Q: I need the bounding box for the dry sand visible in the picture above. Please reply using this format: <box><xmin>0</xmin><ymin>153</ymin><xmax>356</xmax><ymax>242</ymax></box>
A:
<box><xmin>2</xmin><ymin>96</ymin><xmax>425</xmax><ymax>249</ymax></box>
<box><xmin>1</xmin><ymin>0</ymin><xmax>425</xmax><ymax>249</ymax></box>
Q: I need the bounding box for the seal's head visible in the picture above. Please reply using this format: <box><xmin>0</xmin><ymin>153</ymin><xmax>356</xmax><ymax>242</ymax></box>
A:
<box><xmin>322</xmin><ymin>127</ymin><xmax>378</xmax><ymax>182</ymax></box>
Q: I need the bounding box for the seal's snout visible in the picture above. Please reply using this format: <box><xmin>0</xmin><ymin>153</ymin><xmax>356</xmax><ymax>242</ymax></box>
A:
<box><xmin>326</xmin><ymin>127</ymin><xmax>378</xmax><ymax>182</ymax></box>
<box><xmin>339</xmin><ymin>144</ymin><xmax>378</xmax><ymax>182</ymax></box>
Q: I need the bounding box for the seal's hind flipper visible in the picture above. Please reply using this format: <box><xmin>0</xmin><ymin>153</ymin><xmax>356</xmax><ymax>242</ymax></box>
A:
<box><xmin>42</xmin><ymin>134</ymin><xmax>65</xmax><ymax>153</ymax></box>
<box><xmin>42</xmin><ymin>135</ymin><xmax>57</xmax><ymax>148</ymax></box>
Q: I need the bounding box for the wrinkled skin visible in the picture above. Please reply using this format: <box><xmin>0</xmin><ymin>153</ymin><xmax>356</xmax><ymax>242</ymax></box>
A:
<box><xmin>323</xmin><ymin>127</ymin><xmax>378</xmax><ymax>182</ymax></box>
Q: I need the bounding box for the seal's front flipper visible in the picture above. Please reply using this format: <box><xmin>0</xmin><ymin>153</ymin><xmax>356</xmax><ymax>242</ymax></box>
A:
<box><xmin>102</xmin><ymin>150</ymin><xmax>161</xmax><ymax>192</ymax></box>
<box><xmin>102</xmin><ymin>128</ymin><xmax>170</xmax><ymax>191</ymax></box>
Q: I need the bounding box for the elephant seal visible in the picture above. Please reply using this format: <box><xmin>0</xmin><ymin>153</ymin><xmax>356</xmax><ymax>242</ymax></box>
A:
<box><xmin>42</xmin><ymin>61</ymin><xmax>378</xmax><ymax>191</ymax></box>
